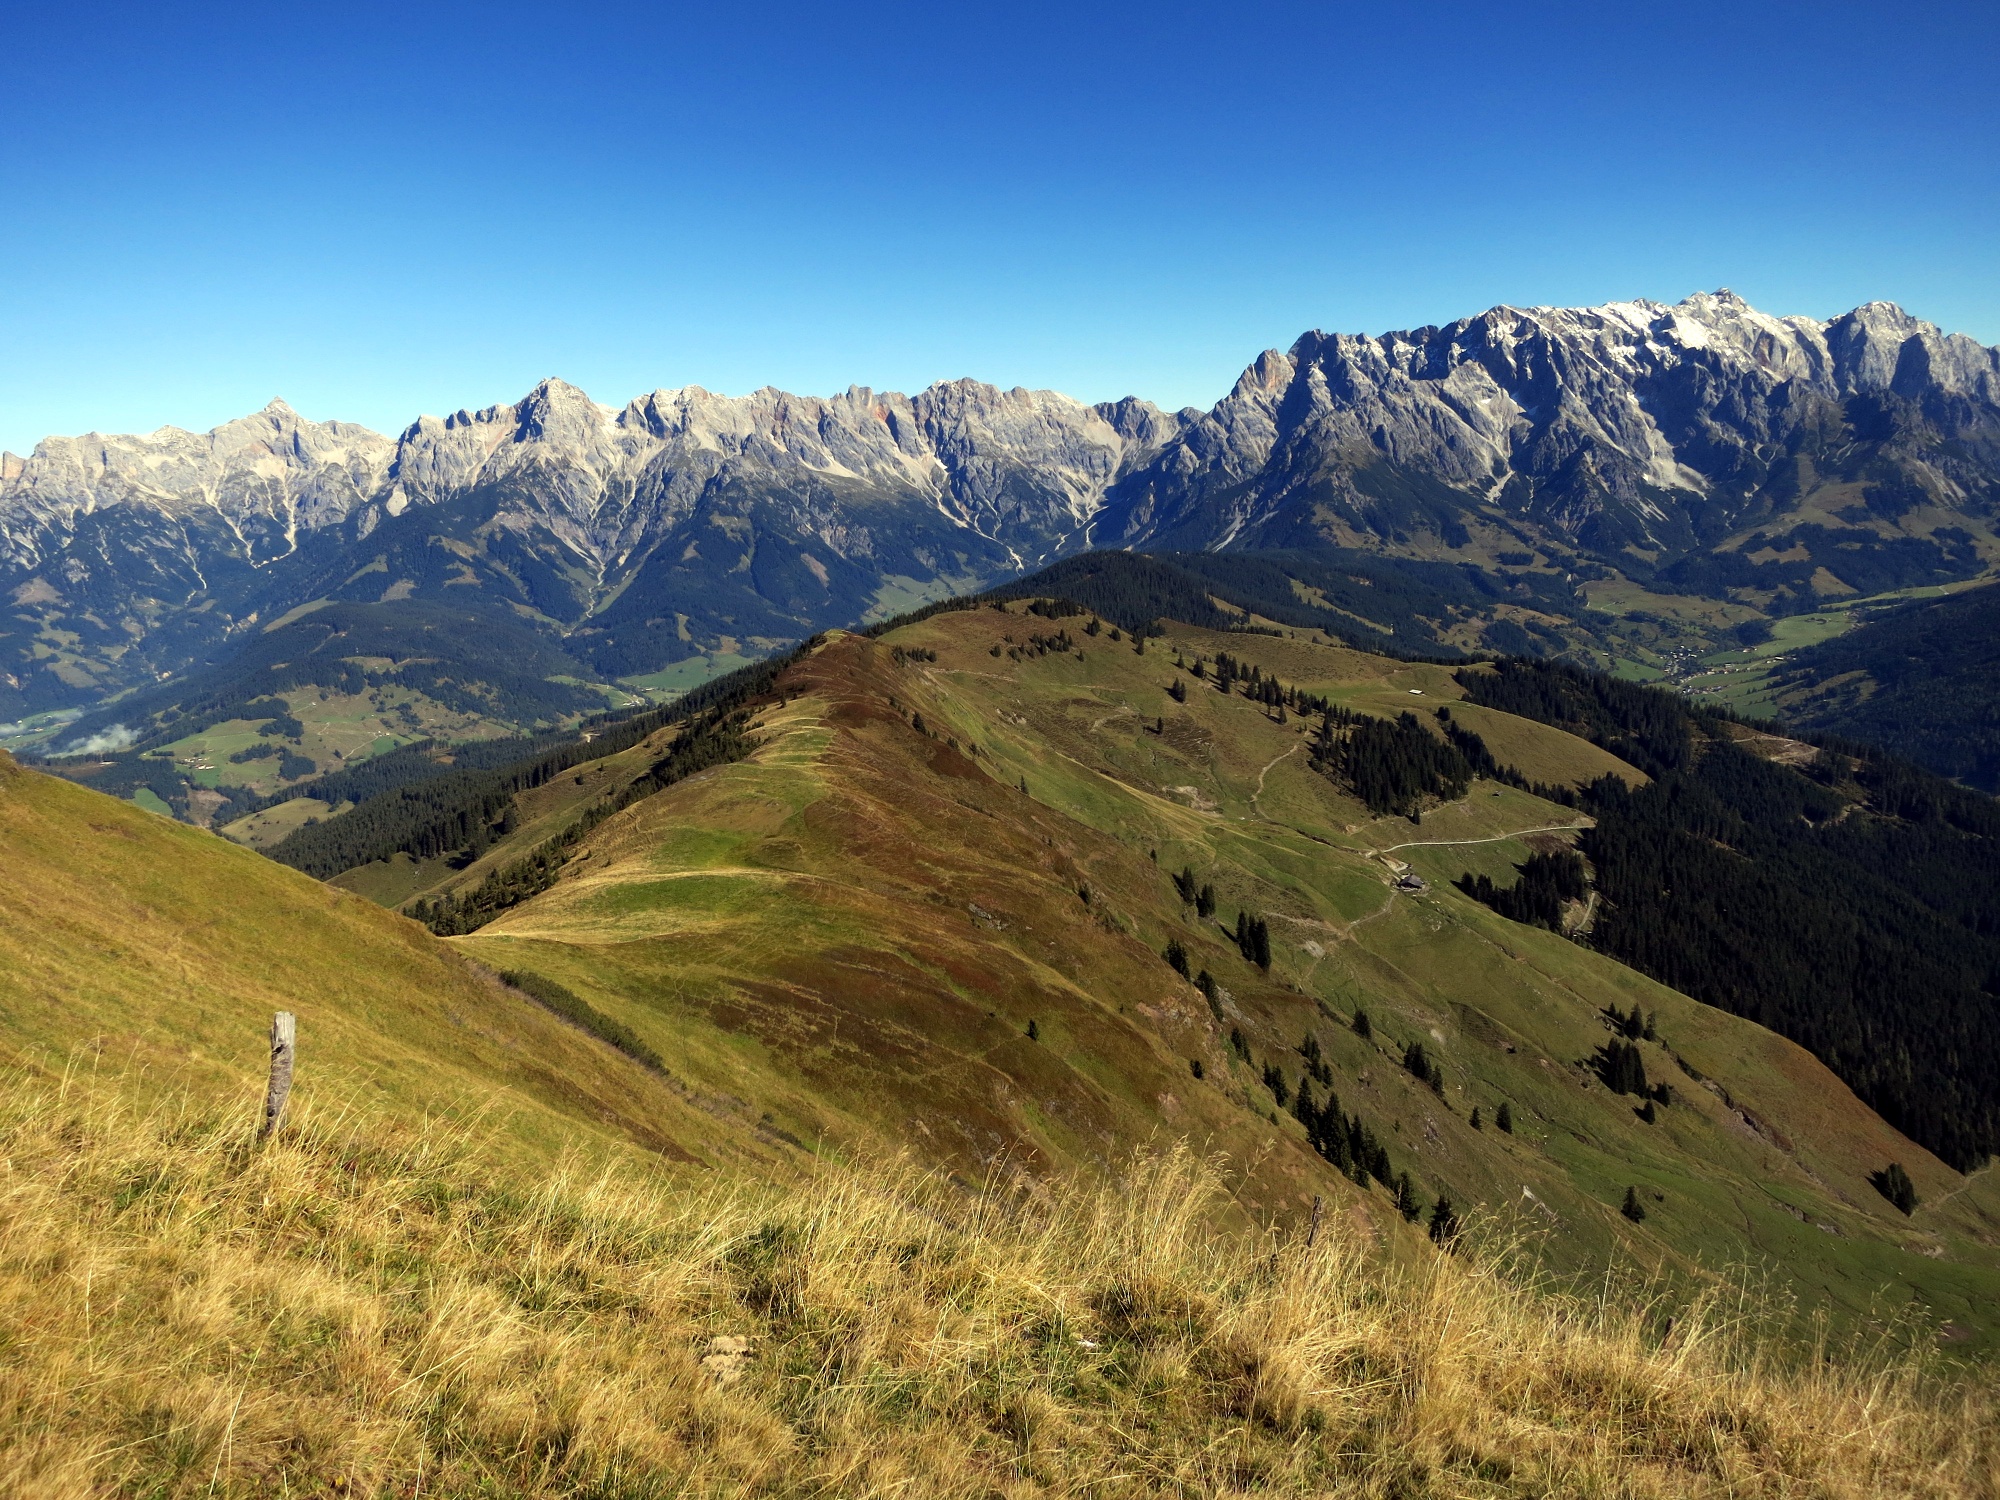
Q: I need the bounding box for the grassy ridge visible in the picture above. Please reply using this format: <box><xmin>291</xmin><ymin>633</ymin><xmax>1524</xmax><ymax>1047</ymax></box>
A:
<box><xmin>2</xmin><ymin>1068</ymin><xmax>1990</xmax><ymax>1498</ymax></box>
<box><xmin>0</xmin><ymin>749</ymin><xmax>715</xmax><ymax>1168</ymax></box>
<box><xmin>436</xmin><ymin>613</ymin><xmax>2000</xmax><ymax>1351</ymax></box>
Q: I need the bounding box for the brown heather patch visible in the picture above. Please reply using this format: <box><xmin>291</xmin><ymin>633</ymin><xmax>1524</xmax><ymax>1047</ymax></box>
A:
<box><xmin>1</xmin><ymin>1069</ymin><xmax>1993</xmax><ymax>1499</ymax></box>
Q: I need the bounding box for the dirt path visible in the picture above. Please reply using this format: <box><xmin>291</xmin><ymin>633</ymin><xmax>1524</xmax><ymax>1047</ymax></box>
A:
<box><xmin>1250</xmin><ymin>739</ymin><xmax>1302</xmax><ymax>810</ymax></box>
<box><xmin>1376</xmin><ymin>821</ymin><xmax>1590</xmax><ymax>855</ymax></box>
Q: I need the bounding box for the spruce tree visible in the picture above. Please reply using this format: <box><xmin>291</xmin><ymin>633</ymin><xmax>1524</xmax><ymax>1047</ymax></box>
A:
<box><xmin>1594</xmin><ymin>1040</ymin><xmax>1648</xmax><ymax>1096</ymax></box>
<box><xmin>1621</xmin><ymin>1186</ymin><xmax>1646</xmax><ymax>1222</ymax></box>
<box><xmin>1163</xmin><ymin>938</ymin><xmax>1191</xmax><ymax>978</ymax></box>
<box><xmin>1496</xmin><ymin>1101</ymin><xmax>1513</xmax><ymax>1133</ymax></box>
<box><xmin>1196</xmin><ymin>884</ymin><xmax>1216</xmax><ymax>919</ymax></box>
<box><xmin>1190</xmin><ymin>1057</ymin><xmax>1205</xmax><ymax>1079</ymax></box>
<box><xmin>1870</xmin><ymin>1162</ymin><xmax>1919</xmax><ymax>1215</ymax></box>
<box><xmin>1638</xmin><ymin>1099</ymin><xmax>1656</xmax><ymax>1124</ymax></box>
<box><xmin>1262</xmin><ymin>1063</ymin><xmax>1290</xmax><ymax>1108</ymax></box>
<box><xmin>1428</xmin><ymin>1194</ymin><xmax>1460</xmax><ymax>1246</ymax></box>
<box><xmin>1470</xmin><ymin>1106</ymin><xmax>1482</xmax><ymax>1130</ymax></box>
<box><xmin>1395</xmin><ymin>1172</ymin><xmax>1421</xmax><ymax>1221</ymax></box>
<box><xmin>1026</xmin><ymin>1019</ymin><xmax>1040</xmax><ymax>1042</ymax></box>
<box><xmin>1353</xmin><ymin>1008</ymin><xmax>1373</xmax><ymax>1040</ymax></box>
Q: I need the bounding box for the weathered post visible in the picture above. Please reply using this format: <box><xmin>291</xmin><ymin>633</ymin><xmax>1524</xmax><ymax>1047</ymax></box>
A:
<box><xmin>261</xmin><ymin>1011</ymin><xmax>296</xmax><ymax>1138</ymax></box>
<box><xmin>1304</xmin><ymin>1194</ymin><xmax>1324</xmax><ymax>1250</ymax></box>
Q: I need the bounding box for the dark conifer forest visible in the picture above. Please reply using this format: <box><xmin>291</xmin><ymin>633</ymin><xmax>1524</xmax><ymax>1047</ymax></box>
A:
<box><xmin>1454</xmin><ymin>851</ymin><xmax>1588</xmax><ymax>932</ymax></box>
<box><xmin>1457</xmin><ymin>659</ymin><xmax>2000</xmax><ymax>1170</ymax></box>
<box><xmin>1776</xmin><ymin>579</ymin><xmax>2000</xmax><ymax>793</ymax></box>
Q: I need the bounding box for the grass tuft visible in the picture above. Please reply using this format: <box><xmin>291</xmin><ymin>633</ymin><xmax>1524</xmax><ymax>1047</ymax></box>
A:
<box><xmin>0</xmin><ymin>1068</ymin><xmax>1992</xmax><ymax>1496</ymax></box>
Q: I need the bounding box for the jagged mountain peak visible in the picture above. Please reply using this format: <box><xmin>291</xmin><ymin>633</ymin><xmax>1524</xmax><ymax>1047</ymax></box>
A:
<box><xmin>5</xmin><ymin>289</ymin><xmax>1999</xmax><ymax>727</ymax></box>
<box><xmin>1097</xmin><ymin>289</ymin><xmax>2000</xmax><ymax>559</ymax></box>
<box><xmin>508</xmin><ymin>377</ymin><xmax>621</xmax><ymax>446</ymax></box>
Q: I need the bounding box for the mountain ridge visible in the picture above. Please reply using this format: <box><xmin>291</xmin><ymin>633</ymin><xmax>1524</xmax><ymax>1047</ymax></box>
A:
<box><xmin>7</xmin><ymin>290</ymin><xmax>1998</xmax><ymax>759</ymax></box>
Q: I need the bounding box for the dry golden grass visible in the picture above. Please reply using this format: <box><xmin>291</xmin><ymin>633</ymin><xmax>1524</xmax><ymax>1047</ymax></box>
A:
<box><xmin>0</xmin><ymin>1066</ymin><xmax>1992</xmax><ymax>1499</ymax></box>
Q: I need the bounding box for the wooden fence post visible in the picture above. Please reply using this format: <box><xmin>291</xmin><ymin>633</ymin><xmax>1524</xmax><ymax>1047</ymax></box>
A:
<box><xmin>261</xmin><ymin>1011</ymin><xmax>296</xmax><ymax>1138</ymax></box>
<box><xmin>1305</xmin><ymin>1194</ymin><xmax>1324</xmax><ymax>1250</ymax></box>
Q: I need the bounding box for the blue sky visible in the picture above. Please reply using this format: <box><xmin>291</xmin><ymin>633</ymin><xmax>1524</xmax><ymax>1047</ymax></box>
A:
<box><xmin>1</xmin><ymin>0</ymin><xmax>1994</xmax><ymax>452</ymax></box>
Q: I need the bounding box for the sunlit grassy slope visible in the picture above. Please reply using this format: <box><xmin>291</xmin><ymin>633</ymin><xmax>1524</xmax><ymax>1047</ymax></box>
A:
<box><xmin>0</xmin><ymin>748</ymin><xmax>733</xmax><ymax>1171</ymax></box>
<box><xmin>4</xmin><ymin>1078</ymin><xmax>1992</xmax><ymax>1498</ymax></box>
<box><xmin>5</xmin><ymin>609</ymin><xmax>2000</xmax><ymax>1494</ymax></box>
<box><xmin>441</xmin><ymin>609</ymin><xmax>2000</xmax><ymax>1353</ymax></box>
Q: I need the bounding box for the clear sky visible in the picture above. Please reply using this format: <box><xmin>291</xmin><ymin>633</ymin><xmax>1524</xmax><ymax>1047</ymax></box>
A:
<box><xmin>1</xmin><ymin>0</ymin><xmax>1994</xmax><ymax>453</ymax></box>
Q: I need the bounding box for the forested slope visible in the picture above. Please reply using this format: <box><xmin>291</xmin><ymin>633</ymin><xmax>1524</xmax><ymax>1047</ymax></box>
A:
<box><xmin>1458</xmin><ymin>659</ymin><xmax>2000</xmax><ymax>1170</ymax></box>
<box><xmin>1775</xmin><ymin>580</ymin><xmax>2000</xmax><ymax>793</ymax></box>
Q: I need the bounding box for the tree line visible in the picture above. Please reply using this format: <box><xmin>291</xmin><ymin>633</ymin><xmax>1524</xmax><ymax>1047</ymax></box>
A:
<box><xmin>1457</xmin><ymin>657</ymin><xmax>2000</xmax><ymax>1170</ymax></box>
<box><xmin>410</xmin><ymin>707</ymin><xmax>759</xmax><ymax>935</ymax></box>
<box><xmin>267</xmin><ymin>642</ymin><xmax>803</xmax><ymax>880</ymax></box>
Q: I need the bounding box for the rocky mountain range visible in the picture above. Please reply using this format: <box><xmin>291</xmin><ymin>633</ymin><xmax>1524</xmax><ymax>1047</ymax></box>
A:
<box><xmin>0</xmin><ymin>380</ymin><xmax>1184</xmax><ymax>726</ymax></box>
<box><xmin>1100</xmin><ymin>292</ymin><xmax>2000</xmax><ymax>568</ymax></box>
<box><xmin>6</xmin><ymin>290</ymin><xmax>1998</xmax><ymax>734</ymax></box>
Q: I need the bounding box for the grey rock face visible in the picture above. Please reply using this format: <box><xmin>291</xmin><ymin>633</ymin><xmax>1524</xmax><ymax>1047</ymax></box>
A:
<box><xmin>367</xmin><ymin>376</ymin><xmax>1177</xmax><ymax>567</ymax></box>
<box><xmin>1100</xmin><ymin>290</ymin><xmax>2000</xmax><ymax>558</ymax></box>
<box><xmin>0</xmin><ymin>399</ymin><xmax>393</xmax><ymax>574</ymax></box>
<box><xmin>4</xmin><ymin>289</ymin><xmax>1996</xmax><ymax>727</ymax></box>
<box><xmin>0</xmin><ymin>377</ymin><xmax>1181</xmax><ymax>717</ymax></box>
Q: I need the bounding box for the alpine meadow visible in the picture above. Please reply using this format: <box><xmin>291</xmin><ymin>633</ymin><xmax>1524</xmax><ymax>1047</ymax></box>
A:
<box><xmin>7</xmin><ymin>2</ymin><xmax>2000</xmax><ymax>1488</ymax></box>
